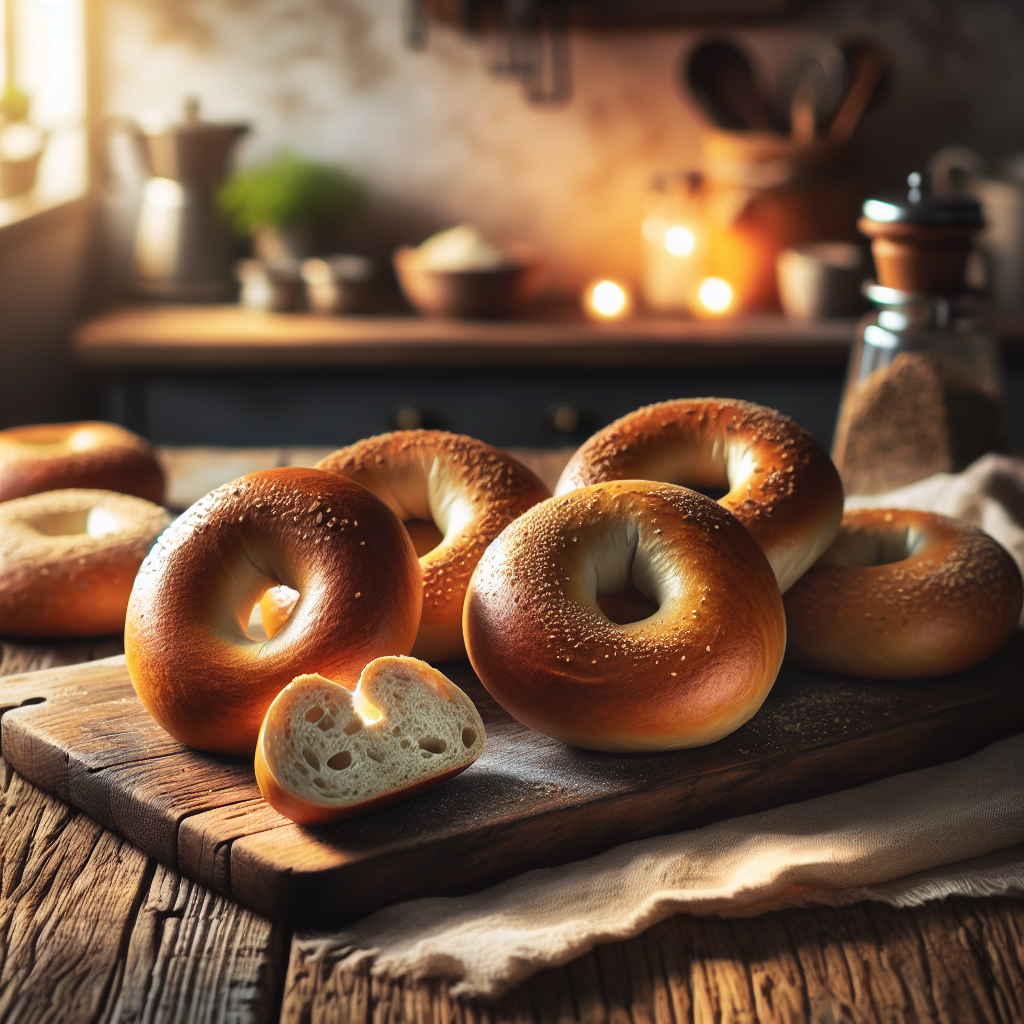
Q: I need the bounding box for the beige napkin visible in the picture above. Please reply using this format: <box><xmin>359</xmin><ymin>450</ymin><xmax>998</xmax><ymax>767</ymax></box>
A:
<box><xmin>295</xmin><ymin>455</ymin><xmax>1024</xmax><ymax>998</ymax></box>
<box><xmin>299</xmin><ymin>735</ymin><xmax>1023</xmax><ymax>998</ymax></box>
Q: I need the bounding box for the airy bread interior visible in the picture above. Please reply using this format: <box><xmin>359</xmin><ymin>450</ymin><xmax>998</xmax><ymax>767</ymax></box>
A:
<box><xmin>259</xmin><ymin>656</ymin><xmax>485</xmax><ymax>813</ymax></box>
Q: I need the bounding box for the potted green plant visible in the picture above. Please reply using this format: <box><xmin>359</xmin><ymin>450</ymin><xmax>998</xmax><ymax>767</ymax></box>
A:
<box><xmin>219</xmin><ymin>152</ymin><xmax>363</xmax><ymax>262</ymax></box>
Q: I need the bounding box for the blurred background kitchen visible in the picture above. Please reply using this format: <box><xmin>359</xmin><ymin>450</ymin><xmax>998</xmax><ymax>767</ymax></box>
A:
<box><xmin>2</xmin><ymin>0</ymin><xmax>1023</xmax><ymax>493</ymax></box>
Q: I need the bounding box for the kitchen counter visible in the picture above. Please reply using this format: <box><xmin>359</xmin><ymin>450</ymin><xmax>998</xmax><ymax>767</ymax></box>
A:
<box><xmin>71</xmin><ymin>306</ymin><xmax>1024</xmax><ymax>455</ymax></box>
<box><xmin>1</xmin><ymin>635</ymin><xmax>1020</xmax><ymax>1023</ymax></box>
<box><xmin>74</xmin><ymin>304</ymin><xmax>859</xmax><ymax>369</ymax></box>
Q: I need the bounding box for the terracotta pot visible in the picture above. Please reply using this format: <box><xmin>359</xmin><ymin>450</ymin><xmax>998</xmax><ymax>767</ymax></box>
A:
<box><xmin>858</xmin><ymin>217</ymin><xmax>976</xmax><ymax>295</ymax></box>
<box><xmin>701</xmin><ymin>129</ymin><xmax>862</xmax><ymax>312</ymax></box>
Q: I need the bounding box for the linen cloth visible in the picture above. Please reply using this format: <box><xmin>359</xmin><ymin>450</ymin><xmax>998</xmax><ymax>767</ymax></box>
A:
<box><xmin>297</xmin><ymin>456</ymin><xmax>1024</xmax><ymax>999</ymax></box>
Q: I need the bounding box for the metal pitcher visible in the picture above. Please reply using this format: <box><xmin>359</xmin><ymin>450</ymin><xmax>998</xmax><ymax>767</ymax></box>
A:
<box><xmin>130</xmin><ymin>98</ymin><xmax>248</xmax><ymax>301</ymax></box>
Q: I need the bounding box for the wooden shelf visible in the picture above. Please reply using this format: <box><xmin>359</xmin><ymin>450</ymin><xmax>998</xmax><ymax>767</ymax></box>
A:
<box><xmin>74</xmin><ymin>305</ymin><xmax>860</xmax><ymax>370</ymax></box>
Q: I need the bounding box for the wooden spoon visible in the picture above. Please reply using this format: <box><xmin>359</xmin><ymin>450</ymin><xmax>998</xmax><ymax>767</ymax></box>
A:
<box><xmin>685</xmin><ymin>41</ymin><xmax>773</xmax><ymax>131</ymax></box>
<box><xmin>828</xmin><ymin>41</ymin><xmax>887</xmax><ymax>144</ymax></box>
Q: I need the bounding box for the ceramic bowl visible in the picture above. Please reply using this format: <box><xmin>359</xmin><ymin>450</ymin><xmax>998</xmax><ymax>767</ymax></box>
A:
<box><xmin>393</xmin><ymin>247</ymin><xmax>540</xmax><ymax>319</ymax></box>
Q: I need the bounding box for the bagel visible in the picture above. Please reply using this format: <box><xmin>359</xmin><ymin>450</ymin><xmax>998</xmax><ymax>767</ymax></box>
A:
<box><xmin>125</xmin><ymin>467</ymin><xmax>422</xmax><ymax>755</ymax></box>
<box><xmin>784</xmin><ymin>508</ymin><xmax>1023</xmax><ymax>678</ymax></box>
<box><xmin>464</xmin><ymin>481</ymin><xmax>786</xmax><ymax>752</ymax></box>
<box><xmin>304</xmin><ymin>431</ymin><xmax>551</xmax><ymax>660</ymax></box>
<box><xmin>255</xmin><ymin>657</ymin><xmax>486</xmax><ymax>824</ymax></box>
<box><xmin>0</xmin><ymin>422</ymin><xmax>164</xmax><ymax>504</ymax></box>
<box><xmin>556</xmin><ymin>399</ymin><xmax>844</xmax><ymax>593</ymax></box>
<box><xmin>0</xmin><ymin>489</ymin><xmax>171</xmax><ymax>637</ymax></box>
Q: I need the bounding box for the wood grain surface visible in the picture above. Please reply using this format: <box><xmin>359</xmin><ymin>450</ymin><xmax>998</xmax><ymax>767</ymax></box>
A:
<box><xmin>0</xmin><ymin>639</ymin><xmax>1021</xmax><ymax>1022</ymax></box>
<box><xmin>0</xmin><ymin>638</ymin><xmax>1021</xmax><ymax>927</ymax></box>
<box><xmin>280</xmin><ymin>896</ymin><xmax>1024</xmax><ymax>1024</ymax></box>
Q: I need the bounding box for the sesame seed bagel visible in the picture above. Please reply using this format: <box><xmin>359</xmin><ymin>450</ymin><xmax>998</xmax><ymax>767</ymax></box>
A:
<box><xmin>125</xmin><ymin>467</ymin><xmax>422</xmax><ymax>755</ymax></box>
<box><xmin>784</xmin><ymin>508</ymin><xmax>1023</xmax><ymax>678</ymax></box>
<box><xmin>312</xmin><ymin>431</ymin><xmax>551</xmax><ymax>660</ymax></box>
<box><xmin>464</xmin><ymin>481</ymin><xmax>786</xmax><ymax>752</ymax></box>
<box><xmin>0</xmin><ymin>422</ymin><xmax>164</xmax><ymax>504</ymax></box>
<box><xmin>0</xmin><ymin>489</ymin><xmax>171</xmax><ymax>637</ymax></box>
<box><xmin>555</xmin><ymin>399</ymin><xmax>844</xmax><ymax>593</ymax></box>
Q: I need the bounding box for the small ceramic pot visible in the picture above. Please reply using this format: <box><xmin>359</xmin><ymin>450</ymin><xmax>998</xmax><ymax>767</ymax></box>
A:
<box><xmin>776</xmin><ymin>242</ymin><xmax>866</xmax><ymax>320</ymax></box>
<box><xmin>301</xmin><ymin>254</ymin><xmax>375</xmax><ymax>315</ymax></box>
<box><xmin>858</xmin><ymin>175</ymin><xmax>982</xmax><ymax>294</ymax></box>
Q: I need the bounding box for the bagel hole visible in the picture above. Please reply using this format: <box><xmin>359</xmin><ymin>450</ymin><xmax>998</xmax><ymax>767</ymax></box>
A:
<box><xmin>366</xmin><ymin>749</ymin><xmax>384</xmax><ymax>763</ymax></box>
<box><xmin>304</xmin><ymin>706</ymin><xmax>324</xmax><ymax>723</ymax></box>
<box><xmin>461</xmin><ymin>727</ymin><xmax>477</xmax><ymax>749</ymax></box>
<box><xmin>302</xmin><ymin>748</ymin><xmax>320</xmax><ymax>771</ymax></box>
<box><xmin>686</xmin><ymin>484</ymin><xmax>730</xmax><ymax>501</ymax></box>
<box><xmin>327</xmin><ymin>750</ymin><xmax>352</xmax><ymax>770</ymax></box>
<box><xmin>823</xmin><ymin>527</ymin><xmax>914</xmax><ymax>568</ymax></box>
<box><xmin>598</xmin><ymin>586</ymin><xmax>660</xmax><ymax>625</ymax></box>
<box><xmin>343</xmin><ymin>716</ymin><xmax>363</xmax><ymax>735</ymax></box>
<box><xmin>244</xmin><ymin>604</ymin><xmax>269</xmax><ymax>642</ymax></box>
<box><xmin>259</xmin><ymin>585</ymin><xmax>299</xmax><ymax>639</ymax></box>
<box><xmin>404</xmin><ymin>519</ymin><xmax>445</xmax><ymax>557</ymax></box>
<box><xmin>418</xmin><ymin>736</ymin><xmax>447</xmax><ymax>754</ymax></box>
<box><xmin>24</xmin><ymin>509</ymin><xmax>90</xmax><ymax>536</ymax></box>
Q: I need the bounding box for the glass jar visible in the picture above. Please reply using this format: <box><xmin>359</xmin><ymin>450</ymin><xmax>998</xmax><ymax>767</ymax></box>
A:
<box><xmin>640</xmin><ymin>171</ymin><xmax>707</xmax><ymax>312</ymax></box>
<box><xmin>832</xmin><ymin>284</ymin><xmax>1006</xmax><ymax>496</ymax></box>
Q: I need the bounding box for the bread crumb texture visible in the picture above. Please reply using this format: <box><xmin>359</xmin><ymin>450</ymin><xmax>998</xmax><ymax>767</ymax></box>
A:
<box><xmin>261</xmin><ymin>656</ymin><xmax>485</xmax><ymax>810</ymax></box>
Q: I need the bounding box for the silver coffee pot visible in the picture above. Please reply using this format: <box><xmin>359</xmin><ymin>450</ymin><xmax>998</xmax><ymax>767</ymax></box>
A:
<box><xmin>128</xmin><ymin>99</ymin><xmax>248</xmax><ymax>301</ymax></box>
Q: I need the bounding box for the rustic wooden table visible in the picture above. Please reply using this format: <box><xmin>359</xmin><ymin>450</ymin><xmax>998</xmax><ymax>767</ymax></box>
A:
<box><xmin>1</xmin><ymin>638</ymin><xmax>1021</xmax><ymax>1024</ymax></box>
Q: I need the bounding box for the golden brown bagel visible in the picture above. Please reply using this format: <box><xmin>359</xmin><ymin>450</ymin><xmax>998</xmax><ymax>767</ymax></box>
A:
<box><xmin>0</xmin><ymin>422</ymin><xmax>164</xmax><ymax>504</ymax></box>
<box><xmin>784</xmin><ymin>508</ymin><xmax>1023</xmax><ymax>678</ymax></box>
<box><xmin>556</xmin><ymin>399</ymin><xmax>843</xmax><ymax>593</ymax></box>
<box><xmin>0</xmin><ymin>489</ymin><xmax>171</xmax><ymax>638</ymax></box>
<box><xmin>312</xmin><ymin>431</ymin><xmax>550</xmax><ymax>660</ymax></box>
<box><xmin>125</xmin><ymin>467</ymin><xmax>422</xmax><ymax>755</ymax></box>
<box><xmin>255</xmin><ymin>658</ymin><xmax>486</xmax><ymax>825</ymax></box>
<box><xmin>464</xmin><ymin>481</ymin><xmax>786</xmax><ymax>752</ymax></box>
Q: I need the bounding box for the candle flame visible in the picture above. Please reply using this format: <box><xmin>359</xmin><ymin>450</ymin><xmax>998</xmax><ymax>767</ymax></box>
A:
<box><xmin>584</xmin><ymin>279</ymin><xmax>631</xmax><ymax>320</ymax></box>
<box><xmin>697</xmin><ymin>277</ymin><xmax>733</xmax><ymax>314</ymax></box>
<box><xmin>664</xmin><ymin>226</ymin><xmax>695</xmax><ymax>258</ymax></box>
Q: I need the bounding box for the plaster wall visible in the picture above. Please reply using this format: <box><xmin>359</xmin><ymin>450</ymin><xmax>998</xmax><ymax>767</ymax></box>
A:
<box><xmin>100</xmin><ymin>0</ymin><xmax>1024</xmax><ymax>296</ymax></box>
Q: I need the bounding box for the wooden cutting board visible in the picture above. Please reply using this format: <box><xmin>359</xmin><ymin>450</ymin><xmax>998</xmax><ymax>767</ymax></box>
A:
<box><xmin>0</xmin><ymin>638</ymin><xmax>1020</xmax><ymax>927</ymax></box>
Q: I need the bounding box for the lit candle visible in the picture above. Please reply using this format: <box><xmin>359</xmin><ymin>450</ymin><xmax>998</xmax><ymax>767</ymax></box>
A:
<box><xmin>582</xmin><ymin>279</ymin><xmax>632</xmax><ymax>321</ymax></box>
<box><xmin>641</xmin><ymin>172</ymin><xmax>705</xmax><ymax>312</ymax></box>
<box><xmin>695</xmin><ymin>277</ymin><xmax>733</xmax><ymax>316</ymax></box>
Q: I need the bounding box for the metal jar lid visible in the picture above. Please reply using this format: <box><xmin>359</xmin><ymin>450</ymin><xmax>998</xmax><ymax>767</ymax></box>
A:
<box><xmin>862</xmin><ymin>172</ymin><xmax>983</xmax><ymax>227</ymax></box>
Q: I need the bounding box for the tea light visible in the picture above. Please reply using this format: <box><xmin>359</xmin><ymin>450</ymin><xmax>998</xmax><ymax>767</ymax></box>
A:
<box><xmin>695</xmin><ymin>277</ymin><xmax>733</xmax><ymax>315</ymax></box>
<box><xmin>582</xmin><ymin>279</ymin><xmax>632</xmax><ymax>321</ymax></box>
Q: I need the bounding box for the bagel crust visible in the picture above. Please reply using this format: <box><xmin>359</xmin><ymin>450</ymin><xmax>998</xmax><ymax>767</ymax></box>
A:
<box><xmin>125</xmin><ymin>467</ymin><xmax>422</xmax><ymax>755</ymax></box>
<box><xmin>464</xmin><ymin>481</ymin><xmax>786</xmax><ymax>752</ymax></box>
<box><xmin>316</xmin><ymin>431</ymin><xmax>550</xmax><ymax>660</ymax></box>
<box><xmin>0</xmin><ymin>489</ymin><xmax>171</xmax><ymax>637</ymax></box>
<box><xmin>555</xmin><ymin>399</ymin><xmax>843</xmax><ymax>593</ymax></box>
<box><xmin>784</xmin><ymin>508</ymin><xmax>1023</xmax><ymax>678</ymax></box>
<box><xmin>0</xmin><ymin>422</ymin><xmax>164</xmax><ymax>504</ymax></box>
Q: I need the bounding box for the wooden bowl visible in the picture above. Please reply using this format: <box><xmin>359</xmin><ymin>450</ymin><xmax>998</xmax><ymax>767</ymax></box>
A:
<box><xmin>393</xmin><ymin>247</ymin><xmax>540</xmax><ymax>319</ymax></box>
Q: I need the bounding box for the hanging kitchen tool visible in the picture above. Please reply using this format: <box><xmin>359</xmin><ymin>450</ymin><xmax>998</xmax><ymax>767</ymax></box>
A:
<box><xmin>486</xmin><ymin>0</ymin><xmax>572</xmax><ymax>104</ymax></box>
<box><xmin>129</xmin><ymin>98</ymin><xmax>248</xmax><ymax>302</ymax></box>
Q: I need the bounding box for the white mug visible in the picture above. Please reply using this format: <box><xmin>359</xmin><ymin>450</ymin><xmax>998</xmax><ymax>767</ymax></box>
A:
<box><xmin>929</xmin><ymin>146</ymin><xmax>1024</xmax><ymax>313</ymax></box>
